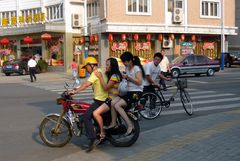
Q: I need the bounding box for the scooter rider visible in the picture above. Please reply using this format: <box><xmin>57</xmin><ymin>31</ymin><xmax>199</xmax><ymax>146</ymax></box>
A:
<box><xmin>70</xmin><ymin>57</ymin><xmax>108</xmax><ymax>152</ymax></box>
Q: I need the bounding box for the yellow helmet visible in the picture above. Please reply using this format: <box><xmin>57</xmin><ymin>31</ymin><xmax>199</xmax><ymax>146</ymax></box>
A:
<box><xmin>82</xmin><ymin>57</ymin><xmax>98</xmax><ymax>68</ymax></box>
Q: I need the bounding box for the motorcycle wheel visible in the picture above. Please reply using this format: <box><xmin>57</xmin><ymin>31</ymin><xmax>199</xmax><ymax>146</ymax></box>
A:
<box><xmin>39</xmin><ymin>115</ymin><xmax>72</xmax><ymax>147</ymax></box>
<box><xmin>109</xmin><ymin>114</ymin><xmax>140</xmax><ymax>147</ymax></box>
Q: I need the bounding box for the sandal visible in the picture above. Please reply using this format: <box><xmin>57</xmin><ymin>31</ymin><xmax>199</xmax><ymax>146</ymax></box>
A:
<box><xmin>99</xmin><ymin>133</ymin><xmax>106</xmax><ymax>142</ymax></box>
<box><xmin>104</xmin><ymin>125</ymin><xmax>118</xmax><ymax>130</ymax></box>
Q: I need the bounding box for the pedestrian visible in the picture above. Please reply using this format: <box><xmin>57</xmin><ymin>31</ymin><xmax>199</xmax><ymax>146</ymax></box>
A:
<box><xmin>28</xmin><ymin>56</ymin><xmax>37</xmax><ymax>82</ymax></box>
<box><xmin>71</xmin><ymin>58</ymin><xmax>78</xmax><ymax>80</ymax></box>
<box><xmin>159</xmin><ymin>49</ymin><xmax>170</xmax><ymax>90</ymax></box>
<box><xmin>69</xmin><ymin>57</ymin><xmax>108</xmax><ymax>152</ymax></box>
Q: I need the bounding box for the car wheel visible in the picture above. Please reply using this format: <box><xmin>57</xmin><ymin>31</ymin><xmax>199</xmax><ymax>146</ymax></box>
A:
<box><xmin>171</xmin><ymin>69</ymin><xmax>180</xmax><ymax>78</ymax></box>
<box><xmin>5</xmin><ymin>73</ymin><xmax>10</xmax><ymax>76</ymax></box>
<box><xmin>226</xmin><ymin>62</ymin><xmax>231</xmax><ymax>68</ymax></box>
<box><xmin>21</xmin><ymin>69</ymin><xmax>27</xmax><ymax>75</ymax></box>
<box><xmin>207</xmin><ymin>69</ymin><xmax>215</xmax><ymax>76</ymax></box>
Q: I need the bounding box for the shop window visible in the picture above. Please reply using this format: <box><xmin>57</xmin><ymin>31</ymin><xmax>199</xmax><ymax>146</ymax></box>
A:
<box><xmin>45</xmin><ymin>37</ymin><xmax>64</xmax><ymax>66</ymax></box>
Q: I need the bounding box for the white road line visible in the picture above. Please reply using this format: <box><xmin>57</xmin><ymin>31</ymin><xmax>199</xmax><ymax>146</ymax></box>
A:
<box><xmin>161</xmin><ymin>103</ymin><xmax>240</xmax><ymax>115</ymax></box>
<box><xmin>188</xmin><ymin>80</ymin><xmax>208</xmax><ymax>84</ymax></box>
<box><xmin>162</xmin><ymin>90</ymin><xmax>216</xmax><ymax>97</ymax></box>
<box><xmin>188</xmin><ymin>90</ymin><xmax>216</xmax><ymax>95</ymax></box>
<box><xmin>170</xmin><ymin>97</ymin><xmax>240</xmax><ymax>107</ymax></box>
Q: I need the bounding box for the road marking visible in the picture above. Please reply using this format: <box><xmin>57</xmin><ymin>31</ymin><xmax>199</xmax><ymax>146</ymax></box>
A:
<box><xmin>188</xmin><ymin>80</ymin><xmax>208</xmax><ymax>84</ymax></box>
<box><xmin>171</xmin><ymin>93</ymin><xmax>234</xmax><ymax>101</ymax></box>
<box><xmin>188</xmin><ymin>90</ymin><xmax>216</xmax><ymax>95</ymax></box>
<box><xmin>170</xmin><ymin>97</ymin><xmax>240</xmax><ymax>108</ymax></box>
<box><xmin>162</xmin><ymin>103</ymin><xmax>240</xmax><ymax>115</ymax></box>
<box><xmin>119</xmin><ymin>115</ymin><xmax>240</xmax><ymax>161</ymax></box>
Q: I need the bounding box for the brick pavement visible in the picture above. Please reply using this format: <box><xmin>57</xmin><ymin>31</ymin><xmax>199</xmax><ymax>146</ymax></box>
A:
<box><xmin>51</xmin><ymin>109</ymin><xmax>240</xmax><ymax>161</ymax></box>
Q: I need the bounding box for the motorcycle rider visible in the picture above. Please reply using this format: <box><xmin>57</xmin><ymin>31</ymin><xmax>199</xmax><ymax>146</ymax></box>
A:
<box><xmin>110</xmin><ymin>51</ymin><xmax>145</xmax><ymax>136</ymax></box>
<box><xmin>93</xmin><ymin>57</ymin><xmax>122</xmax><ymax>143</ymax></box>
<box><xmin>70</xmin><ymin>57</ymin><xmax>108</xmax><ymax>152</ymax></box>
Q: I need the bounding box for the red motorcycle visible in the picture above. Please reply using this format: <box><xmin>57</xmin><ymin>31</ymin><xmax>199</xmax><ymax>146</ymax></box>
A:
<box><xmin>39</xmin><ymin>83</ymin><xmax>140</xmax><ymax>147</ymax></box>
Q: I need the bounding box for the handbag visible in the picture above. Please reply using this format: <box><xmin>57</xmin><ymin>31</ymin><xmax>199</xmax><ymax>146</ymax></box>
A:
<box><xmin>118</xmin><ymin>78</ymin><xmax>128</xmax><ymax>96</ymax></box>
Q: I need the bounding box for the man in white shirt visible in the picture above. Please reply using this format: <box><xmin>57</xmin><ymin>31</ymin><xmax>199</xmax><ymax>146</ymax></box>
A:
<box><xmin>159</xmin><ymin>49</ymin><xmax>170</xmax><ymax>90</ymax></box>
<box><xmin>28</xmin><ymin>56</ymin><xmax>37</xmax><ymax>82</ymax></box>
<box><xmin>143</xmin><ymin>52</ymin><xmax>170</xmax><ymax>93</ymax></box>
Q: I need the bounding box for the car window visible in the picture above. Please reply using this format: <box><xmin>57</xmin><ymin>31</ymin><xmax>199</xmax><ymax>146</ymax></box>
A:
<box><xmin>196</xmin><ymin>56</ymin><xmax>208</xmax><ymax>63</ymax></box>
<box><xmin>230</xmin><ymin>52</ymin><xmax>240</xmax><ymax>58</ymax></box>
<box><xmin>185</xmin><ymin>55</ymin><xmax>195</xmax><ymax>64</ymax></box>
<box><xmin>172</xmin><ymin>56</ymin><xmax>185</xmax><ymax>63</ymax></box>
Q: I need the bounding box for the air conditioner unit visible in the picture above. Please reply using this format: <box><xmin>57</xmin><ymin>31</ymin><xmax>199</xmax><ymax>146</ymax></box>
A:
<box><xmin>173</xmin><ymin>8</ymin><xmax>183</xmax><ymax>23</ymax></box>
<box><xmin>72</xmin><ymin>14</ymin><xmax>82</xmax><ymax>28</ymax></box>
<box><xmin>162</xmin><ymin>35</ymin><xmax>173</xmax><ymax>48</ymax></box>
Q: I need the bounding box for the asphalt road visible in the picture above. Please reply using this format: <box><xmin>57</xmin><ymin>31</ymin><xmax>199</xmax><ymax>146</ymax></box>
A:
<box><xmin>0</xmin><ymin>67</ymin><xmax>240</xmax><ymax>161</ymax></box>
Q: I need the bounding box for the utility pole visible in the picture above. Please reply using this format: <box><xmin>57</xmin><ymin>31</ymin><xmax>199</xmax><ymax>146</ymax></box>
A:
<box><xmin>220</xmin><ymin>0</ymin><xmax>225</xmax><ymax>70</ymax></box>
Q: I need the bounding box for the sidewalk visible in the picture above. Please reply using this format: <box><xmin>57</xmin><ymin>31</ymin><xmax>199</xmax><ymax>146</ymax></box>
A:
<box><xmin>52</xmin><ymin>108</ymin><xmax>240</xmax><ymax>161</ymax></box>
<box><xmin>0</xmin><ymin>71</ymin><xmax>87</xmax><ymax>84</ymax></box>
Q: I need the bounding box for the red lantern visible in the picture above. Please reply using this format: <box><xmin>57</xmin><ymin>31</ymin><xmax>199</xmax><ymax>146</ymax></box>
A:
<box><xmin>23</xmin><ymin>36</ymin><xmax>33</xmax><ymax>44</ymax></box>
<box><xmin>41</xmin><ymin>33</ymin><xmax>52</xmax><ymax>41</ymax></box>
<box><xmin>108</xmin><ymin>33</ymin><xmax>113</xmax><ymax>42</ymax></box>
<box><xmin>94</xmin><ymin>34</ymin><xmax>98</xmax><ymax>42</ymax></box>
<box><xmin>80</xmin><ymin>36</ymin><xmax>84</xmax><ymax>44</ymax></box>
<box><xmin>0</xmin><ymin>38</ymin><xmax>10</xmax><ymax>45</ymax></box>
<box><xmin>133</xmin><ymin>34</ymin><xmax>139</xmax><ymax>41</ymax></box>
<box><xmin>180</xmin><ymin>34</ymin><xmax>185</xmax><ymax>41</ymax></box>
<box><xmin>192</xmin><ymin>34</ymin><xmax>196</xmax><ymax>41</ymax></box>
<box><xmin>170</xmin><ymin>34</ymin><xmax>175</xmax><ymax>40</ymax></box>
<box><xmin>158</xmin><ymin>34</ymin><xmax>163</xmax><ymax>42</ymax></box>
<box><xmin>121</xmin><ymin>34</ymin><xmax>126</xmax><ymax>41</ymax></box>
<box><xmin>90</xmin><ymin>35</ymin><xmax>94</xmax><ymax>44</ymax></box>
<box><xmin>146</xmin><ymin>34</ymin><xmax>151</xmax><ymax>41</ymax></box>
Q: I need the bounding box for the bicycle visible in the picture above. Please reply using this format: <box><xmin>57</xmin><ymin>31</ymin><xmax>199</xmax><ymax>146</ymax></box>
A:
<box><xmin>139</xmin><ymin>78</ymin><xmax>193</xmax><ymax>120</ymax></box>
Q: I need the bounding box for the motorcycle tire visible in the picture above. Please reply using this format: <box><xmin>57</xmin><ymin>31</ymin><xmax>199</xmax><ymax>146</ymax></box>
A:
<box><xmin>109</xmin><ymin>114</ymin><xmax>140</xmax><ymax>147</ymax></box>
<box><xmin>39</xmin><ymin>114</ymin><xmax>72</xmax><ymax>147</ymax></box>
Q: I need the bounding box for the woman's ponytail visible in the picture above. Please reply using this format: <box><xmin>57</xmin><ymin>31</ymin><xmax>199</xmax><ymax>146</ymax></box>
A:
<box><xmin>133</xmin><ymin>56</ymin><xmax>145</xmax><ymax>78</ymax></box>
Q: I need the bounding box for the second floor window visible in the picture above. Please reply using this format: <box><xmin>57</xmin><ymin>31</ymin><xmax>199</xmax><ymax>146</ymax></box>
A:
<box><xmin>46</xmin><ymin>3</ymin><xmax>63</xmax><ymax>21</ymax></box>
<box><xmin>127</xmin><ymin>0</ymin><xmax>151</xmax><ymax>15</ymax></box>
<box><xmin>87</xmin><ymin>0</ymin><xmax>99</xmax><ymax>18</ymax></box>
<box><xmin>201</xmin><ymin>0</ymin><xmax>220</xmax><ymax>18</ymax></box>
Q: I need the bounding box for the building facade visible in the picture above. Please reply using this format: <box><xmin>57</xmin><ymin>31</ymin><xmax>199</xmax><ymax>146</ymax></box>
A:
<box><xmin>0</xmin><ymin>0</ymin><xmax>237</xmax><ymax>73</ymax></box>
<box><xmin>0</xmin><ymin>0</ymin><xmax>85</xmax><ymax>72</ymax></box>
<box><xmin>86</xmin><ymin>0</ymin><xmax>237</xmax><ymax>69</ymax></box>
<box><xmin>228</xmin><ymin>0</ymin><xmax>240</xmax><ymax>51</ymax></box>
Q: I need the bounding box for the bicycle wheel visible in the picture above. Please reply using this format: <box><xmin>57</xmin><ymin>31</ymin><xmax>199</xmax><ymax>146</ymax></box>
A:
<box><xmin>139</xmin><ymin>92</ymin><xmax>162</xmax><ymax>120</ymax></box>
<box><xmin>180</xmin><ymin>89</ymin><xmax>193</xmax><ymax>116</ymax></box>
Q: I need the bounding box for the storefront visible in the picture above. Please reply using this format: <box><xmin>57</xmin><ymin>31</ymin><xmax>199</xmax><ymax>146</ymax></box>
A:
<box><xmin>0</xmin><ymin>33</ymin><xmax>64</xmax><ymax>68</ymax></box>
<box><xmin>102</xmin><ymin>33</ymin><xmax>221</xmax><ymax>64</ymax></box>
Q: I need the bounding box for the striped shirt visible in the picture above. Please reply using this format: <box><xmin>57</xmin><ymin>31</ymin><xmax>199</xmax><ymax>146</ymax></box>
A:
<box><xmin>108</xmin><ymin>74</ymin><xmax>120</xmax><ymax>99</ymax></box>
